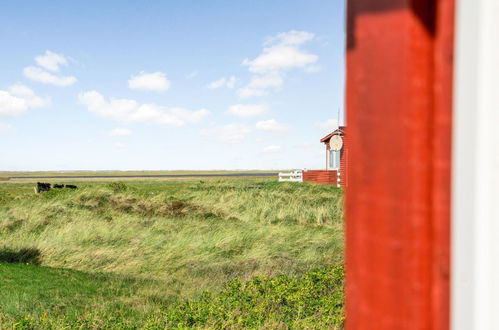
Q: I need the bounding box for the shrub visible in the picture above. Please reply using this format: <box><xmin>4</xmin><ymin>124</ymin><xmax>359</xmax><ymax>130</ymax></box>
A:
<box><xmin>106</xmin><ymin>182</ymin><xmax>130</xmax><ymax>193</ymax></box>
<box><xmin>0</xmin><ymin>265</ymin><xmax>344</xmax><ymax>329</ymax></box>
<box><xmin>161</xmin><ymin>264</ymin><xmax>345</xmax><ymax>328</ymax></box>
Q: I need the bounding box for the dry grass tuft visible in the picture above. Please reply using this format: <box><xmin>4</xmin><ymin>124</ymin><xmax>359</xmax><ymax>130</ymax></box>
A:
<box><xmin>0</xmin><ymin>178</ymin><xmax>344</xmax><ymax>321</ymax></box>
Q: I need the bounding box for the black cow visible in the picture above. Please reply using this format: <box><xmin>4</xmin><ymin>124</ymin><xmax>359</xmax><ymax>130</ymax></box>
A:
<box><xmin>65</xmin><ymin>184</ymin><xmax>78</xmax><ymax>190</ymax></box>
<box><xmin>53</xmin><ymin>184</ymin><xmax>65</xmax><ymax>189</ymax></box>
<box><xmin>35</xmin><ymin>182</ymin><xmax>51</xmax><ymax>193</ymax></box>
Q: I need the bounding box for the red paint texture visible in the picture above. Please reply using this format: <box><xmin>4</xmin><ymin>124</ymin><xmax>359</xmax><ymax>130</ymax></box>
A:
<box><xmin>340</xmin><ymin>129</ymin><xmax>349</xmax><ymax>187</ymax></box>
<box><xmin>345</xmin><ymin>0</ymin><xmax>453</xmax><ymax>329</ymax></box>
<box><xmin>303</xmin><ymin>170</ymin><xmax>338</xmax><ymax>185</ymax></box>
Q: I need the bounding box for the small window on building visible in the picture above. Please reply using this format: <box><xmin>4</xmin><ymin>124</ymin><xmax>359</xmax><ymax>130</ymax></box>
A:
<box><xmin>329</xmin><ymin>150</ymin><xmax>341</xmax><ymax>170</ymax></box>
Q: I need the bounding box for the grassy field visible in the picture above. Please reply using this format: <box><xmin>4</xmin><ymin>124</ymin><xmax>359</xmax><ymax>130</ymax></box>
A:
<box><xmin>0</xmin><ymin>178</ymin><xmax>344</xmax><ymax>328</ymax></box>
<box><xmin>0</xmin><ymin>170</ymin><xmax>284</xmax><ymax>180</ymax></box>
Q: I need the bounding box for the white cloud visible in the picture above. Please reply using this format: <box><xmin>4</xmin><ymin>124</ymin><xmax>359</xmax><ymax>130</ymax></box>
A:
<box><xmin>263</xmin><ymin>145</ymin><xmax>281</xmax><ymax>153</ymax></box>
<box><xmin>79</xmin><ymin>91</ymin><xmax>210</xmax><ymax>126</ymax></box>
<box><xmin>35</xmin><ymin>50</ymin><xmax>69</xmax><ymax>72</ymax></box>
<box><xmin>0</xmin><ymin>91</ymin><xmax>25</xmax><ymax>116</ymax></box>
<box><xmin>0</xmin><ymin>84</ymin><xmax>50</xmax><ymax>117</ymax></box>
<box><xmin>264</xmin><ymin>30</ymin><xmax>316</xmax><ymax>47</ymax></box>
<box><xmin>8</xmin><ymin>84</ymin><xmax>50</xmax><ymax>108</ymax></box>
<box><xmin>23</xmin><ymin>66</ymin><xmax>77</xmax><ymax>86</ymax></box>
<box><xmin>128</xmin><ymin>71</ymin><xmax>170</xmax><ymax>92</ymax></box>
<box><xmin>237</xmin><ymin>73</ymin><xmax>283</xmax><ymax>99</ymax></box>
<box><xmin>207</xmin><ymin>77</ymin><xmax>226</xmax><ymax>89</ymax></box>
<box><xmin>109</xmin><ymin>128</ymin><xmax>132</xmax><ymax>136</ymax></box>
<box><xmin>246</xmin><ymin>72</ymin><xmax>283</xmax><ymax>89</ymax></box>
<box><xmin>115</xmin><ymin>143</ymin><xmax>125</xmax><ymax>149</ymax></box>
<box><xmin>237</xmin><ymin>87</ymin><xmax>268</xmax><ymax>99</ymax></box>
<box><xmin>207</xmin><ymin>76</ymin><xmax>237</xmax><ymax>89</ymax></box>
<box><xmin>227</xmin><ymin>104</ymin><xmax>268</xmax><ymax>118</ymax></box>
<box><xmin>24</xmin><ymin>51</ymin><xmax>76</xmax><ymax>86</ymax></box>
<box><xmin>238</xmin><ymin>30</ymin><xmax>318</xmax><ymax>98</ymax></box>
<box><xmin>169</xmin><ymin>108</ymin><xmax>211</xmax><ymax>123</ymax></box>
<box><xmin>200</xmin><ymin>123</ymin><xmax>252</xmax><ymax>144</ymax></box>
<box><xmin>315</xmin><ymin>118</ymin><xmax>339</xmax><ymax>132</ymax></box>
<box><xmin>242</xmin><ymin>31</ymin><xmax>317</xmax><ymax>74</ymax></box>
<box><xmin>255</xmin><ymin>119</ymin><xmax>290</xmax><ymax>133</ymax></box>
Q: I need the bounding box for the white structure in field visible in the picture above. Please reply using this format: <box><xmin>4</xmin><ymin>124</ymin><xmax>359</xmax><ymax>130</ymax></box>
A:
<box><xmin>278</xmin><ymin>170</ymin><xmax>303</xmax><ymax>182</ymax></box>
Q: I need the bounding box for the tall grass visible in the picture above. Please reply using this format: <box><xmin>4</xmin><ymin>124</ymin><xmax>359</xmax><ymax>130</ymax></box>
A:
<box><xmin>0</xmin><ymin>179</ymin><xmax>344</xmax><ymax>327</ymax></box>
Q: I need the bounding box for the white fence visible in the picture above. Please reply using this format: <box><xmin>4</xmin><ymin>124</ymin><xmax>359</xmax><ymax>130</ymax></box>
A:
<box><xmin>278</xmin><ymin>170</ymin><xmax>303</xmax><ymax>182</ymax></box>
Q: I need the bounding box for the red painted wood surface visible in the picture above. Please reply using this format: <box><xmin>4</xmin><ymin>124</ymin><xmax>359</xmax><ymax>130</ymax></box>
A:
<box><xmin>303</xmin><ymin>170</ymin><xmax>338</xmax><ymax>185</ymax></box>
<box><xmin>340</xmin><ymin>129</ymin><xmax>349</xmax><ymax>187</ymax></box>
<box><xmin>345</xmin><ymin>0</ymin><xmax>454</xmax><ymax>329</ymax></box>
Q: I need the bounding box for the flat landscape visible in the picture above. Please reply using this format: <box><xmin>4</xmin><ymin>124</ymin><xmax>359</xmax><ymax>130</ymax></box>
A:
<box><xmin>0</xmin><ymin>177</ymin><xmax>344</xmax><ymax>328</ymax></box>
<box><xmin>0</xmin><ymin>170</ymin><xmax>283</xmax><ymax>181</ymax></box>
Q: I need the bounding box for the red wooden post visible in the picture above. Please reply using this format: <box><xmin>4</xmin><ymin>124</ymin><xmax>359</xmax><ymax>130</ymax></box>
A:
<box><xmin>345</xmin><ymin>0</ymin><xmax>454</xmax><ymax>329</ymax></box>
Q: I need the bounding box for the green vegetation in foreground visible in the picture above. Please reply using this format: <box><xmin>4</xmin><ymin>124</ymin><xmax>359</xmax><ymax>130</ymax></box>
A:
<box><xmin>0</xmin><ymin>263</ymin><xmax>344</xmax><ymax>328</ymax></box>
<box><xmin>0</xmin><ymin>179</ymin><xmax>344</xmax><ymax>328</ymax></box>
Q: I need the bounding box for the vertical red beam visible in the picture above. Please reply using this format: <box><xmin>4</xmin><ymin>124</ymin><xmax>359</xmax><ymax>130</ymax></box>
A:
<box><xmin>345</xmin><ymin>0</ymin><xmax>454</xmax><ymax>329</ymax></box>
<box><xmin>431</xmin><ymin>1</ymin><xmax>454</xmax><ymax>328</ymax></box>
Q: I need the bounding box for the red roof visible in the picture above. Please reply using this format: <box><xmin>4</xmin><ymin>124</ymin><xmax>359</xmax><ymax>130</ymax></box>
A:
<box><xmin>320</xmin><ymin>126</ymin><xmax>345</xmax><ymax>143</ymax></box>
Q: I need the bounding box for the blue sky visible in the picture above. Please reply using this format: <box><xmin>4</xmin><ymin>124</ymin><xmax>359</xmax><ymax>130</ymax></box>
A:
<box><xmin>0</xmin><ymin>0</ymin><xmax>346</xmax><ymax>171</ymax></box>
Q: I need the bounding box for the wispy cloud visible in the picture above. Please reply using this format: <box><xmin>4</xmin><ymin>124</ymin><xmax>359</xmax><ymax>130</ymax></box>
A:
<box><xmin>35</xmin><ymin>50</ymin><xmax>70</xmax><ymax>72</ymax></box>
<box><xmin>243</xmin><ymin>31</ymin><xmax>317</xmax><ymax>73</ymax></box>
<box><xmin>207</xmin><ymin>76</ymin><xmax>237</xmax><ymax>89</ymax></box>
<box><xmin>109</xmin><ymin>128</ymin><xmax>132</xmax><ymax>136</ymax></box>
<box><xmin>128</xmin><ymin>71</ymin><xmax>170</xmax><ymax>92</ymax></box>
<box><xmin>201</xmin><ymin>123</ymin><xmax>252</xmax><ymax>144</ymax></box>
<box><xmin>255</xmin><ymin>119</ymin><xmax>290</xmax><ymax>133</ymax></box>
<box><xmin>0</xmin><ymin>84</ymin><xmax>50</xmax><ymax>117</ymax></box>
<box><xmin>238</xmin><ymin>30</ymin><xmax>318</xmax><ymax>98</ymax></box>
<box><xmin>24</xmin><ymin>51</ymin><xmax>77</xmax><ymax>86</ymax></box>
<box><xmin>237</xmin><ymin>72</ymin><xmax>283</xmax><ymax>98</ymax></box>
<box><xmin>24</xmin><ymin>66</ymin><xmax>77</xmax><ymax>86</ymax></box>
<box><xmin>315</xmin><ymin>118</ymin><xmax>338</xmax><ymax>133</ymax></box>
<box><xmin>227</xmin><ymin>104</ymin><xmax>268</xmax><ymax>118</ymax></box>
<box><xmin>79</xmin><ymin>91</ymin><xmax>210</xmax><ymax>126</ymax></box>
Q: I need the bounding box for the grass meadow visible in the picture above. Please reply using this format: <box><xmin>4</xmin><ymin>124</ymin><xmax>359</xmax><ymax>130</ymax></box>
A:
<box><xmin>0</xmin><ymin>178</ymin><xmax>344</xmax><ymax>328</ymax></box>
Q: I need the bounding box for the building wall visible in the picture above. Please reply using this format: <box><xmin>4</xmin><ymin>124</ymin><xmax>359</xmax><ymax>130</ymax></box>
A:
<box><xmin>339</xmin><ymin>131</ymin><xmax>348</xmax><ymax>187</ymax></box>
<box><xmin>303</xmin><ymin>170</ymin><xmax>338</xmax><ymax>185</ymax></box>
<box><xmin>324</xmin><ymin>128</ymin><xmax>347</xmax><ymax>187</ymax></box>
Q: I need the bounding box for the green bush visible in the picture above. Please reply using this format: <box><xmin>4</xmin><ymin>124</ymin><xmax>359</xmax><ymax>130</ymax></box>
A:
<box><xmin>161</xmin><ymin>264</ymin><xmax>345</xmax><ymax>328</ymax></box>
<box><xmin>106</xmin><ymin>182</ymin><xmax>130</xmax><ymax>193</ymax></box>
<box><xmin>0</xmin><ymin>265</ymin><xmax>344</xmax><ymax>329</ymax></box>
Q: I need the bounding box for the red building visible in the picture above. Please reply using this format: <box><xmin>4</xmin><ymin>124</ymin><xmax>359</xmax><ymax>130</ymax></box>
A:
<box><xmin>302</xmin><ymin>126</ymin><xmax>347</xmax><ymax>186</ymax></box>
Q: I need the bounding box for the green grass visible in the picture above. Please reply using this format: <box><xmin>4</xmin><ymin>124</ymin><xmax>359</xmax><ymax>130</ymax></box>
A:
<box><xmin>0</xmin><ymin>263</ymin><xmax>145</xmax><ymax>318</ymax></box>
<box><xmin>0</xmin><ymin>178</ymin><xmax>344</xmax><ymax>328</ymax></box>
